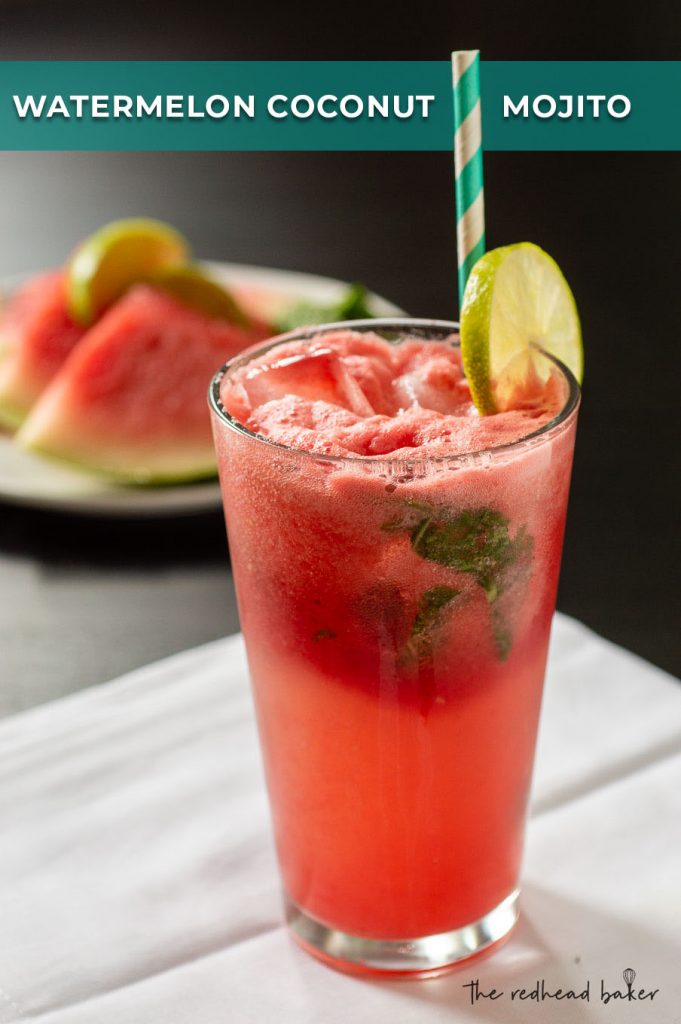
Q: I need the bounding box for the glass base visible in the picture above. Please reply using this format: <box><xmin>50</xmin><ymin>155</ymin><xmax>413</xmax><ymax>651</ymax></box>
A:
<box><xmin>285</xmin><ymin>889</ymin><xmax>519</xmax><ymax>977</ymax></box>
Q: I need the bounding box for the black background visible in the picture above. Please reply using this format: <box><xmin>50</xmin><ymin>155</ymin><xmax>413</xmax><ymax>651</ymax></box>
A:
<box><xmin>0</xmin><ymin>2</ymin><xmax>678</xmax><ymax>714</ymax></box>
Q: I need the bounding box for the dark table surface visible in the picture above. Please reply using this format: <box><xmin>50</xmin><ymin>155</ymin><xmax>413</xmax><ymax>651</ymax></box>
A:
<box><xmin>0</xmin><ymin>9</ymin><xmax>679</xmax><ymax>717</ymax></box>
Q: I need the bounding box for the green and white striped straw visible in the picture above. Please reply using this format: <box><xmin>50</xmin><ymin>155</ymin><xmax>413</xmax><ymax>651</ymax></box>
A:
<box><xmin>452</xmin><ymin>50</ymin><xmax>486</xmax><ymax>307</ymax></box>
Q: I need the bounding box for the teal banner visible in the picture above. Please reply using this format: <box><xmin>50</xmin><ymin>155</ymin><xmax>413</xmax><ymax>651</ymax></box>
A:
<box><xmin>0</xmin><ymin>61</ymin><xmax>677</xmax><ymax>151</ymax></box>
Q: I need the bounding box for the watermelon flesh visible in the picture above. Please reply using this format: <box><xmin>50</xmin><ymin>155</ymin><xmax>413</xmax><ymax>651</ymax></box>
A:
<box><xmin>18</xmin><ymin>285</ymin><xmax>272</xmax><ymax>483</ymax></box>
<box><xmin>0</xmin><ymin>271</ymin><xmax>85</xmax><ymax>429</ymax></box>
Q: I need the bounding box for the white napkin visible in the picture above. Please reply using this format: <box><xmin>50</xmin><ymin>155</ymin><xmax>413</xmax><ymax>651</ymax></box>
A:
<box><xmin>1</xmin><ymin>614</ymin><xmax>679</xmax><ymax>1023</ymax></box>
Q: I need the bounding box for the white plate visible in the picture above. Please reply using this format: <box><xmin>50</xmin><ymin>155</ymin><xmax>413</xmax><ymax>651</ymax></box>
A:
<box><xmin>0</xmin><ymin>262</ymin><xmax>403</xmax><ymax>517</ymax></box>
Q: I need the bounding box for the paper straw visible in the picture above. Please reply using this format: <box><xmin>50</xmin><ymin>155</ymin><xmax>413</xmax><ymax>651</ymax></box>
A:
<box><xmin>452</xmin><ymin>50</ymin><xmax>486</xmax><ymax>306</ymax></box>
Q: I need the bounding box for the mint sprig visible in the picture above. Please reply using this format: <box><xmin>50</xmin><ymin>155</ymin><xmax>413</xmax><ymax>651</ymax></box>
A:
<box><xmin>411</xmin><ymin>508</ymin><xmax>532</xmax><ymax>602</ymax></box>
<box><xmin>275</xmin><ymin>282</ymin><xmax>374</xmax><ymax>333</ymax></box>
<box><xmin>385</xmin><ymin>502</ymin><xmax>533</xmax><ymax>660</ymax></box>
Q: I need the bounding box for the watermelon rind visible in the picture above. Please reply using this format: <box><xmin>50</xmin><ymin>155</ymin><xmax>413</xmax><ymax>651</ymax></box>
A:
<box><xmin>16</xmin><ymin>430</ymin><xmax>219</xmax><ymax>486</ymax></box>
<box><xmin>0</xmin><ymin>352</ymin><xmax>31</xmax><ymax>429</ymax></box>
<box><xmin>0</xmin><ymin>355</ymin><xmax>32</xmax><ymax>430</ymax></box>
<box><xmin>0</xmin><ymin>399</ymin><xmax>26</xmax><ymax>432</ymax></box>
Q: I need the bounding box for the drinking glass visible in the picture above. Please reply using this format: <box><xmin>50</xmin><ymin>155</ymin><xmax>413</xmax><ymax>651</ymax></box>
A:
<box><xmin>210</xmin><ymin>320</ymin><xmax>580</xmax><ymax>975</ymax></box>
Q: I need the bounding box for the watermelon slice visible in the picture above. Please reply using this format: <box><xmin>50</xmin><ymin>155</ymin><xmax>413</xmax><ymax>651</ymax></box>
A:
<box><xmin>0</xmin><ymin>271</ymin><xmax>85</xmax><ymax>429</ymax></box>
<box><xmin>17</xmin><ymin>285</ymin><xmax>272</xmax><ymax>483</ymax></box>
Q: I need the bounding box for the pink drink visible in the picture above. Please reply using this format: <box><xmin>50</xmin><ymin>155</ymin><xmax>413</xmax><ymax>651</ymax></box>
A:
<box><xmin>210</xmin><ymin>321</ymin><xmax>579</xmax><ymax>974</ymax></box>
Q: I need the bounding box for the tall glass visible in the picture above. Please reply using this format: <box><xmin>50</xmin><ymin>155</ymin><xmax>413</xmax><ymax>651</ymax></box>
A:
<box><xmin>210</xmin><ymin>320</ymin><xmax>580</xmax><ymax>976</ymax></box>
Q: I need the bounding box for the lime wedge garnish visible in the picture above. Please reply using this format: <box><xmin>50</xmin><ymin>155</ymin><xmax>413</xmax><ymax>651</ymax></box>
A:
<box><xmin>149</xmin><ymin>265</ymin><xmax>250</xmax><ymax>327</ymax></box>
<box><xmin>67</xmin><ymin>218</ymin><xmax>189</xmax><ymax>326</ymax></box>
<box><xmin>460</xmin><ymin>242</ymin><xmax>583</xmax><ymax>414</ymax></box>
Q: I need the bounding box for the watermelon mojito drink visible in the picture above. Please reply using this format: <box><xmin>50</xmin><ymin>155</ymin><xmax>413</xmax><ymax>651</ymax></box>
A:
<box><xmin>210</xmin><ymin>320</ymin><xmax>579</xmax><ymax>974</ymax></box>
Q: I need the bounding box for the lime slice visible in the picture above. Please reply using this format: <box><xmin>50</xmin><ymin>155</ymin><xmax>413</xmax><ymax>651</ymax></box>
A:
<box><xmin>460</xmin><ymin>242</ymin><xmax>583</xmax><ymax>414</ymax></box>
<box><xmin>67</xmin><ymin>218</ymin><xmax>189</xmax><ymax>326</ymax></box>
<box><xmin>150</xmin><ymin>265</ymin><xmax>250</xmax><ymax>327</ymax></box>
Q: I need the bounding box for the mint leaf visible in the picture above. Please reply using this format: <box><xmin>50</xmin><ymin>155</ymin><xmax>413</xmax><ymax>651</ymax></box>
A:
<box><xmin>401</xmin><ymin>585</ymin><xmax>459</xmax><ymax>663</ymax></box>
<box><xmin>334</xmin><ymin>282</ymin><xmax>375</xmax><ymax>320</ymax></box>
<box><xmin>412</xmin><ymin>585</ymin><xmax>460</xmax><ymax>638</ymax></box>
<box><xmin>411</xmin><ymin>509</ymin><xmax>517</xmax><ymax>593</ymax></box>
<box><xmin>386</xmin><ymin>501</ymin><xmax>533</xmax><ymax>661</ymax></box>
<box><xmin>275</xmin><ymin>283</ymin><xmax>374</xmax><ymax>333</ymax></box>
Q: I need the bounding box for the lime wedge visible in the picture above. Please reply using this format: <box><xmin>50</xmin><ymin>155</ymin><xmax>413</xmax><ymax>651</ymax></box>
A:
<box><xmin>460</xmin><ymin>242</ymin><xmax>583</xmax><ymax>414</ymax></box>
<box><xmin>149</xmin><ymin>265</ymin><xmax>250</xmax><ymax>327</ymax></box>
<box><xmin>67</xmin><ymin>218</ymin><xmax>189</xmax><ymax>326</ymax></box>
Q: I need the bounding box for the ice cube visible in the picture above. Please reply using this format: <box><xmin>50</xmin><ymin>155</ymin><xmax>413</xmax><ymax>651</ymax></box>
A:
<box><xmin>243</xmin><ymin>347</ymin><xmax>374</xmax><ymax>416</ymax></box>
<box><xmin>393</xmin><ymin>355</ymin><xmax>467</xmax><ymax>414</ymax></box>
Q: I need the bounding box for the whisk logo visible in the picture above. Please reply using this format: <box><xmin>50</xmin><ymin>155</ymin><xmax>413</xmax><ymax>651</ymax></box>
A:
<box><xmin>600</xmin><ymin>967</ymin><xmax>659</xmax><ymax>1004</ymax></box>
<box><xmin>463</xmin><ymin>966</ymin><xmax>659</xmax><ymax>1007</ymax></box>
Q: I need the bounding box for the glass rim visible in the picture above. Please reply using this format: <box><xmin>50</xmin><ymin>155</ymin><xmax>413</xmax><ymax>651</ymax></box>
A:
<box><xmin>208</xmin><ymin>318</ymin><xmax>581</xmax><ymax>467</ymax></box>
